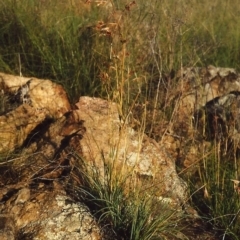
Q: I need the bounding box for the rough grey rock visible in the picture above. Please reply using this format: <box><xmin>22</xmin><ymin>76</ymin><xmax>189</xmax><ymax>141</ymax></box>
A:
<box><xmin>0</xmin><ymin>185</ymin><xmax>102</xmax><ymax>240</ymax></box>
<box><xmin>175</xmin><ymin>65</ymin><xmax>240</xmax><ymax>128</ymax></box>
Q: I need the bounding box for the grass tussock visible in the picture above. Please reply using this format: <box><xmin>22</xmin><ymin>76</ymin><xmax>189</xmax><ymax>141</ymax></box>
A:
<box><xmin>189</xmin><ymin>142</ymin><xmax>240</xmax><ymax>239</ymax></box>
<box><xmin>69</xmin><ymin>154</ymin><xmax>184</xmax><ymax>240</ymax></box>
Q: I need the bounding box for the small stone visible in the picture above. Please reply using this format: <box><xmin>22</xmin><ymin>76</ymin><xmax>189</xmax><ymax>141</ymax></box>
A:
<box><xmin>15</xmin><ymin>188</ymin><xmax>30</xmax><ymax>205</ymax></box>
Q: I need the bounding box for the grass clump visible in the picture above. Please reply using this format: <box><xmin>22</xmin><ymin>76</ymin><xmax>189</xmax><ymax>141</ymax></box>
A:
<box><xmin>70</xmin><ymin>154</ymin><xmax>184</xmax><ymax>240</ymax></box>
<box><xmin>189</xmin><ymin>142</ymin><xmax>240</xmax><ymax>239</ymax></box>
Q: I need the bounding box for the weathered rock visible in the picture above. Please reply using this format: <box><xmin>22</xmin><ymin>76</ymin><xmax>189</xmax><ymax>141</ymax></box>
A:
<box><xmin>0</xmin><ymin>104</ymin><xmax>46</xmax><ymax>154</ymax></box>
<box><xmin>175</xmin><ymin>65</ymin><xmax>240</xmax><ymax>133</ymax></box>
<box><xmin>143</xmin><ymin>66</ymin><xmax>240</xmax><ymax>171</ymax></box>
<box><xmin>75</xmin><ymin>96</ymin><xmax>188</xmax><ymax>204</ymax></box>
<box><xmin>0</xmin><ymin>73</ymin><xmax>71</xmax><ymax>154</ymax></box>
<box><xmin>194</xmin><ymin>92</ymin><xmax>240</xmax><ymax>157</ymax></box>
<box><xmin>0</xmin><ymin>214</ymin><xmax>15</xmax><ymax>240</ymax></box>
<box><xmin>0</xmin><ymin>73</ymin><xmax>71</xmax><ymax>117</ymax></box>
<box><xmin>151</xmin><ymin>67</ymin><xmax>240</xmax><ymax>177</ymax></box>
<box><xmin>0</xmin><ymin>72</ymin><xmax>202</xmax><ymax>239</ymax></box>
<box><xmin>0</xmin><ymin>73</ymin><xmax>99</xmax><ymax>239</ymax></box>
<box><xmin>0</xmin><ymin>184</ymin><xmax>102</xmax><ymax>240</ymax></box>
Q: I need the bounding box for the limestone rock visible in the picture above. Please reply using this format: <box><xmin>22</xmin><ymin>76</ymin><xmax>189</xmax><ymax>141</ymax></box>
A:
<box><xmin>0</xmin><ymin>73</ymin><xmax>94</xmax><ymax>238</ymax></box>
<box><xmin>166</xmin><ymin>66</ymin><xmax>240</xmax><ymax>173</ymax></box>
<box><xmin>0</xmin><ymin>184</ymin><xmax>102</xmax><ymax>240</ymax></box>
<box><xmin>0</xmin><ymin>73</ymin><xmax>71</xmax><ymax>154</ymax></box>
<box><xmin>0</xmin><ymin>73</ymin><xmax>71</xmax><ymax>117</ymax></box>
<box><xmin>0</xmin><ymin>72</ymin><xmax>201</xmax><ymax>239</ymax></box>
<box><xmin>175</xmin><ymin>65</ymin><xmax>240</xmax><ymax>131</ymax></box>
<box><xmin>194</xmin><ymin>92</ymin><xmax>240</xmax><ymax>154</ymax></box>
<box><xmin>75</xmin><ymin>96</ymin><xmax>188</xmax><ymax>204</ymax></box>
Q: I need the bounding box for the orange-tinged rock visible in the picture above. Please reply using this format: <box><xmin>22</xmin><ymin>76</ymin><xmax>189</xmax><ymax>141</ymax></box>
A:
<box><xmin>0</xmin><ymin>73</ymin><xmax>71</xmax><ymax>154</ymax></box>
